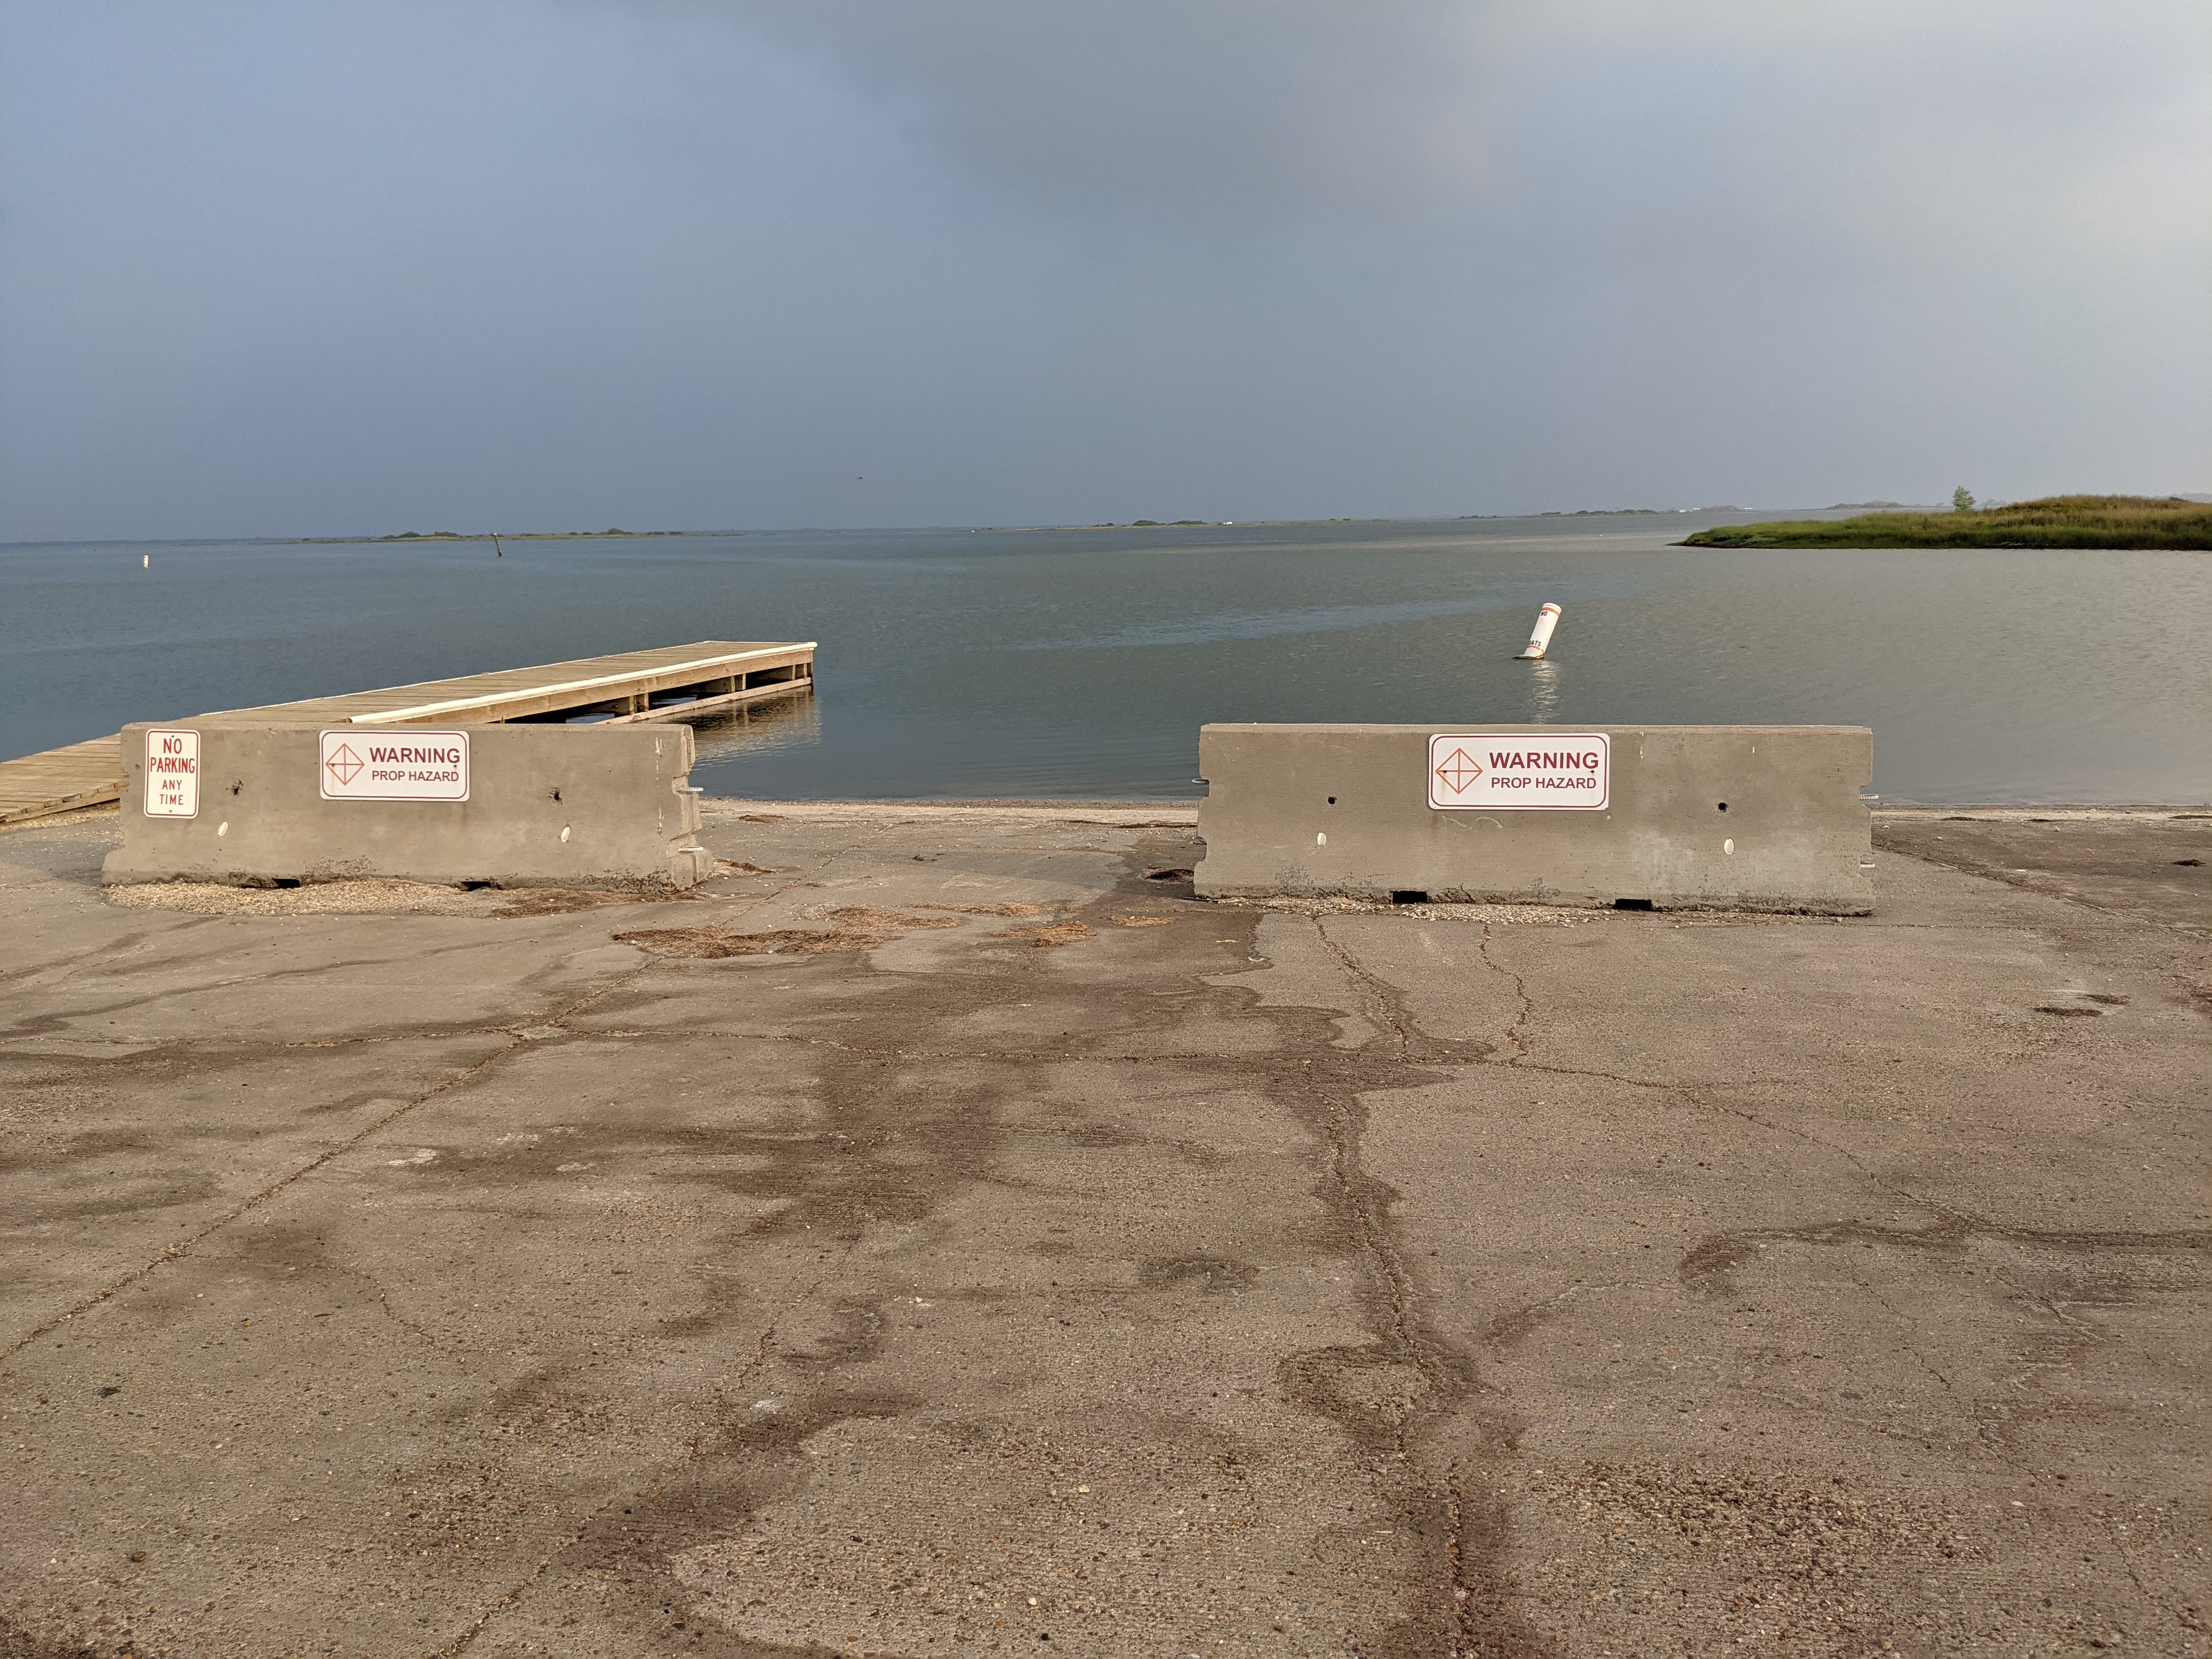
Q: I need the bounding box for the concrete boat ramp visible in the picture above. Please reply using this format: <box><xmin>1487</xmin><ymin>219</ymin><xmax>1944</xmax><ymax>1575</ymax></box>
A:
<box><xmin>1</xmin><ymin>801</ymin><xmax>2204</xmax><ymax>1656</ymax></box>
<box><xmin>0</xmin><ymin>641</ymin><xmax>815</xmax><ymax>828</ymax></box>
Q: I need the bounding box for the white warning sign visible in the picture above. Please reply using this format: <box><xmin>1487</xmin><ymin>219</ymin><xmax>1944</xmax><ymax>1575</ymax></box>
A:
<box><xmin>144</xmin><ymin>728</ymin><xmax>200</xmax><ymax>818</ymax></box>
<box><xmin>319</xmin><ymin>729</ymin><xmax>470</xmax><ymax>802</ymax></box>
<box><xmin>1429</xmin><ymin>731</ymin><xmax>1610</xmax><ymax>810</ymax></box>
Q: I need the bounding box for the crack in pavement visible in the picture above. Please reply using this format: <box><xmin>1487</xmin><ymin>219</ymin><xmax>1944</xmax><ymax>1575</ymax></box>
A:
<box><xmin>1476</xmin><ymin>924</ymin><xmax>1536</xmax><ymax>1062</ymax></box>
<box><xmin>1299</xmin><ymin>916</ymin><xmax>1525</xmax><ymax>1656</ymax></box>
<box><xmin>2</xmin><ymin>959</ymin><xmax>665</xmax><ymax>1360</ymax></box>
<box><xmin>3</xmin><ymin>1039</ymin><xmax>521</xmax><ymax>1359</ymax></box>
<box><xmin>1289</xmin><ymin>905</ymin><xmax>2209</xmax><ymax>1654</ymax></box>
<box><xmin>1850</xmin><ymin>1275</ymin><xmax>1958</xmax><ymax>1395</ymax></box>
<box><xmin>318</xmin><ymin>1249</ymin><xmax>443</xmax><ymax>1348</ymax></box>
<box><xmin>437</xmin><ymin>1258</ymin><xmax>857</xmax><ymax>1659</ymax></box>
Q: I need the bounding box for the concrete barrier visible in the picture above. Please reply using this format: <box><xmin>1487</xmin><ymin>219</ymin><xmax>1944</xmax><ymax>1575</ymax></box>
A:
<box><xmin>1195</xmin><ymin>724</ymin><xmax>1874</xmax><ymax>913</ymax></box>
<box><xmin>103</xmin><ymin>721</ymin><xmax>714</xmax><ymax>889</ymax></box>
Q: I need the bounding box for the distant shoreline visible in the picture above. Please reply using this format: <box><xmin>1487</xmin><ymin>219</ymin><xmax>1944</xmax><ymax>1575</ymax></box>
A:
<box><xmin>286</xmin><ymin>519</ymin><xmax>1403</xmax><ymax>543</ymax></box>
<box><xmin>289</xmin><ymin>528</ymin><xmax>703</xmax><ymax>544</ymax></box>
<box><xmin>43</xmin><ymin>497</ymin><xmax>2192</xmax><ymax>548</ymax></box>
<box><xmin>275</xmin><ymin>511</ymin><xmax>1802</xmax><ymax>545</ymax></box>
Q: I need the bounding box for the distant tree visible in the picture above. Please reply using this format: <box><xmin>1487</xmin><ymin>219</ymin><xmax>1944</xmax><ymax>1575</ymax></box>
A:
<box><xmin>1951</xmin><ymin>486</ymin><xmax>1976</xmax><ymax>513</ymax></box>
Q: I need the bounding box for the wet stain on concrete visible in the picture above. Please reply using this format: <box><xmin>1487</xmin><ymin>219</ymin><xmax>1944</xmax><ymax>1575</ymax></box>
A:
<box><xmin>1680</xmin><ymin>1217</ymin><xmax>2212</xmax><ymax>1299</ymax></box>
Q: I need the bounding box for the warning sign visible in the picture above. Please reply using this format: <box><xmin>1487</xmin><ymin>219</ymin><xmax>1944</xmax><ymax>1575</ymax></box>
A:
<box><xmin>144</xmin><ymin>728</ymin><xmax>200</xmax><ymax>818</ymax></box>
<box><xmin>319</xmin><ymin>729</ymin><xmax>470</xmax><ymax>802</ymax></box>
<box><xmin>1429</xmin><ymin>732</ymin><xmax>1610</xmax><ymax>811</ymax></box>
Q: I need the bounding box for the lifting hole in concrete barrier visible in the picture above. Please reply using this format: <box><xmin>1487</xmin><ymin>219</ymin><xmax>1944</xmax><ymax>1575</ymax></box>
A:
<box><xmin>1614</xmin><ymin>898</ymin><xmax>1655</xmax><ymax>911</ymax></box>
<box><xmin>1718</xmin><ymin>802</ymin><xmax>1728</xmax><ymax>811</ymax></box>
<box><xmin>1391</xmin><ymin>890</ymin><xmax>1427</xmax><ymax>906</ymax></box>
<box><xmin>1327</xmin><ymin>795</ymin><xmax>1336</xmax><ymax>804</ymax></box>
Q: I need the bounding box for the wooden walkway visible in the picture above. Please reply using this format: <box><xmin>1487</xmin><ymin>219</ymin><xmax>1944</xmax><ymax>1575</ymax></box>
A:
<box><xmin>0</xmin><ymin>738</ymin><xmax>130</xmax><ymax>827</ymax></box>
<box><xmin>0</xmin><ymin>641</ymin><xmax>815</xmax><ymax>827</ymax></box>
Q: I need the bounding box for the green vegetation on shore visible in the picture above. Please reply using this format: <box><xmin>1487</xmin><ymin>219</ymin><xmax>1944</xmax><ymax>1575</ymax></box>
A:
<box><xmin>1680</xmin><ymin>495</ymin><xmax>2211</xmax><ymax>550</ymax></box>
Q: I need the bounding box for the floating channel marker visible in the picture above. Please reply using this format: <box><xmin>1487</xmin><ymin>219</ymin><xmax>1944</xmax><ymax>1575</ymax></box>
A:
<box><xmin>1515</xmin><ymin>603</ymin><xmax>1562</xmax><ymax>661</ymax></box>
<box><xmin>0</xmin><ymin>639</ymin><xmax>815</xmax><ymax>827</ymax></box>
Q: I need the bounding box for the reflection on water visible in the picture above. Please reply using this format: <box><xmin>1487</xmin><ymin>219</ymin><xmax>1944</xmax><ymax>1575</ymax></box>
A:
<box><xmin>687</xmin><ymin>688</ymin><xmax>820</xmax><ymax>765</ymax></box>
<box><xmin>1012</xmin><ymin>587</ymin><xmax>1588</xmax><ymax>651</ymax></box>
<box><xmin>1525</xmin><ymin>659</ymin><xmax>1562</xmax><ymax>723</ymax></box>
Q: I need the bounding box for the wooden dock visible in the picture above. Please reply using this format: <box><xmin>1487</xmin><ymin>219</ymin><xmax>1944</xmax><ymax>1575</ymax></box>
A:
<box><xmin>0</xmin><ymin>640</ymin><xmax>815</xmax><ymax>827</ymax></box>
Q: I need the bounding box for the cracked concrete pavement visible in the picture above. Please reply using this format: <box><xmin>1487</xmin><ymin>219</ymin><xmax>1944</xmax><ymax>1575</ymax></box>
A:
<box><xmin>1</xmin><ymin>800</ymin><xmax>2205</xmax><ymax>1658</ymax></box>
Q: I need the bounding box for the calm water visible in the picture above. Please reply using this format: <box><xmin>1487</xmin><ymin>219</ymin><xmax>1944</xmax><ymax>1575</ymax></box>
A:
<box><xmin>3</xmin><ymin>518</ymin><xmax>2207</xmax><ymax>803</ymax></box>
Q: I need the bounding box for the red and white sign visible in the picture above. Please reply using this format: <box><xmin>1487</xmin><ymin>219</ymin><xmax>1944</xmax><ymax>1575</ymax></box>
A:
<box><xmin>319</xmin><ymin>729</ymin><xmax>470</xmax><ymax>802</ymax></box>
<box><xmin>144</xmin><ymin>728</ymin><xmax>200</xmax><ymax>818</ymax></box>
<box><xmin>1429</xmin><ymin>731</ymin><xmax>1610</xmax><ymax>810</ymax></box>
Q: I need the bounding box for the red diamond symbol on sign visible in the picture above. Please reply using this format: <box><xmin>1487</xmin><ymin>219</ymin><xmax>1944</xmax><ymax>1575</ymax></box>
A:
<box><xmin>325</xmin><ymin>742</ymin><xmax>364</xmax><ymax>786</ymax></box>
<box><xmin>1434</xmin><ymin>747</ymin><xmax>1483</xmax><ymax>794</ymax></box>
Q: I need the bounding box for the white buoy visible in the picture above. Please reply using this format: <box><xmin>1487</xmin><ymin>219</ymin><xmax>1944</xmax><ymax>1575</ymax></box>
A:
<box><xmin>142</xmin><ymin>554</ymin><xmax>150</xmax><ymax>569</ymax></box>
<box><xmin>1515</xmin><ymin>602</ymin><xmax>1562</xmax><ymax>660</ymax></box>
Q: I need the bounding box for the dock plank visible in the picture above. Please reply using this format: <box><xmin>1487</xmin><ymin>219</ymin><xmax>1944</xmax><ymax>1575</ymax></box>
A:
<box><xmin>0</xmin><ymin>736</ymin><xmax>126</xmax><ymax>824</ymax></box>
<box><xmin>0</xmin><ymin>640</ymin><xmax>814</xmax><ymax>826</ymax></box>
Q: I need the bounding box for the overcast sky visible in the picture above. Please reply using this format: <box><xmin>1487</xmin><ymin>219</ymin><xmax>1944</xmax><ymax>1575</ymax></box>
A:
<box><xmin>2</xmin><ymin>0</ymin><xmax>2205</xmax><ymax>540</ymax></box>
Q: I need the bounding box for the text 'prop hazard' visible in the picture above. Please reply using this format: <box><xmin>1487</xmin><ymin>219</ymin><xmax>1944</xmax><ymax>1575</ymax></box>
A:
<box><xmin>1428</xmin><ymin>732</ymin><xmax>1610</xmax><ymax>810</ymax></box>
<box><xmin>319</xmin><ymin>729</ymin><xmax>470</xmax><ymax>802</ymax></box>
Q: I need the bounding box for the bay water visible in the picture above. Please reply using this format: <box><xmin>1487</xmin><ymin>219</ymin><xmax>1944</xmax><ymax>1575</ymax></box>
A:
<box><xmin>3</xmin><ymin>516</ymin><xmax>2205</xmax><ymax>803</ymax></box>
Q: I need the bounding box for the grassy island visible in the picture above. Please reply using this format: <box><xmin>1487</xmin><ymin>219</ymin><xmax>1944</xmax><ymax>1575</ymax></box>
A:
<box><xmin>1679</xmin><ymin>495</ymin><xmax>2211</xmax><ymax>550</ymax></box>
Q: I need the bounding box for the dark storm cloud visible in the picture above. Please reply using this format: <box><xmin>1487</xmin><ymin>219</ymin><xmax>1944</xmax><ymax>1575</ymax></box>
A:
<box><xmin>713</xmin><ymin>1</ymin><xmax>1499</xmax><ymax>223</ymax></box>
<box><xmin>1</xmin><ymin>0</ymin><xmax>2204</xmax><ymax>540</ymax></box>
<box><xmin>726</xmin><ymin>0</ymin><xmax>2207</xmax><ymax>266</ymax></box>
